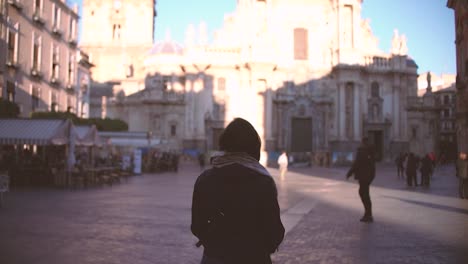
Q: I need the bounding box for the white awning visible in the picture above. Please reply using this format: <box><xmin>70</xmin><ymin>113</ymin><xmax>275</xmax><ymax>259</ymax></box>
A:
<box><xmin>0</xmin><ymin>119</ymin><xmax>72</xmax><ymax>146</ymax></box>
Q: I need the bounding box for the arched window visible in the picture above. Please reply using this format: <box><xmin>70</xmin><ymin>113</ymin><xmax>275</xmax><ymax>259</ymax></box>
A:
<box><xmin>294</xmin><ymin>28</ymin><xmax>308</xmax><ymax>60</ymax></box>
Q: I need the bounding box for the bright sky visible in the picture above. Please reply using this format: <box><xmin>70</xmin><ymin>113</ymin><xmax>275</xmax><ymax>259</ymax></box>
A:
<box><xmin>70</xmin><ymin>0</ymin><xmax>456</xmax><ymax>76</ymax></box>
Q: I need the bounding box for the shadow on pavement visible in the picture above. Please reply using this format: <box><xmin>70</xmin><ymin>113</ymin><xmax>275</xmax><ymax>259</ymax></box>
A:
<box><xmin>273</xmin><ymin>197</ymin><xmax>468</xmax><ymax>264</ymax></box>
<box><xmin>382</xmin><ymin>195</ymin><xmax>468</xmax><ymax>216</ymax></box>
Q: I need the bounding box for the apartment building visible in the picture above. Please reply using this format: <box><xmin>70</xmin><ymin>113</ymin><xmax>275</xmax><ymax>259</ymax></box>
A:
<box><xmin>435</xmin><ymin>86</ymin><xmax>457</xmax><ymax>161</ymax></box>
<box><xmin>0</xmin><ymin>0</ymin><xmax>7</xmax><ymax>92</ymax></box>
<box><xmin>448</xmin><ymin>0</ymin><xmax>468</xmax><ymax>154</ymax></box>
<box><xmin>1</xmin><ymin>0</ymin><xmax>79</xmax><ymax>117</ymax></box>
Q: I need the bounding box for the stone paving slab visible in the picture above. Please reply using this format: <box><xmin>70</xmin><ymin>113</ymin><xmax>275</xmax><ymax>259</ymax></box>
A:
<box><xmin>0</xmin><ymin>163</ymin><xmax>466</xmax><ymax>264</ymax></box>
<box><xmin>272</xmin><ymin>165</ymin><xmax>468</xmax><ymax>264</ymax></box>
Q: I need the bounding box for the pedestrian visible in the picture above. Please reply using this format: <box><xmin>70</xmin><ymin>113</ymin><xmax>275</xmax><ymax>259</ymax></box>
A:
<box><xmin>456</xmin><ymin>152</ymin><xmax>468</xmax><ymax>199</ymax></box>
<box><xmin>405</xmin><ymin>152</ymin><xmax>418</xmax><ymax>187</ymax></box>
<box><xmin>346</xmin><ymin>137</ymin><xmax>376</xmax><ymax>223</ymax></box>
<box><xmin>198</xmin><ymin>152</ymin><xmax>205</xmax><ymax>170</ymax></box>
<box><xmin>428</xmin><ymin>151</ymin><xmax>436</xmax><ymax>178</ymax></box>
<box><xmin>420</xmin><ymin>154</ymin><xmax>432</xmax><ymax>187</ymax></box>
<box><xmin>395</xmin><ymin>152</ymin><xmax>405</xmax><ymax>180</ymax></box>
<box><xmin>191</xmin><ymin>118</ymin><xmax>285</xmax><ymax>264</ymax></box>
<box><xmin>277</xmin><ymin>151</ymin><xmax>288</xmax><ymax>181</ymax></box>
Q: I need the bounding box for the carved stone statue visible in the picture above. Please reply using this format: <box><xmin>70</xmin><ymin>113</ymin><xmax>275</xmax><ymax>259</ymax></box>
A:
<box><xmin>198</xmin><ymin>22</ymin><xmax>208</xmax><ymax>45</ymax></box>
<box><xmin>399</xmin><ymin>35</ymin><xmax>408</xmax><ymax>55</ymax></box>
<box><xmin>185</xmin><ymin>24</ymin><xmax>195</xmax><ymax>47</ymax></box>
<box><xmin>391</xmin><ymin>29</ymin><xmax>400</xmax><ymax>54</ymax></box>
<box><xmin>427</xmin><ymin>71</ymin><xmax>432</xmax><ymax>88</ymax></box>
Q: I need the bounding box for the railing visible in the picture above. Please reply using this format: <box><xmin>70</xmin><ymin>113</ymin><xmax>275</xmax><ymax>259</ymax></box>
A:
<box><xmin>364</xmin><ymin>55</ymin><xmax>392</xmax><ymax>69</ymax></box>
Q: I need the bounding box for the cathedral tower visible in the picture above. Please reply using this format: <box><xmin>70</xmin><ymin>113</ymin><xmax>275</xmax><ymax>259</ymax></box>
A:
<box><xmin>80</xmin><ymin>0</ymin><xmax>157</xmax><ymax>83</ymax></box>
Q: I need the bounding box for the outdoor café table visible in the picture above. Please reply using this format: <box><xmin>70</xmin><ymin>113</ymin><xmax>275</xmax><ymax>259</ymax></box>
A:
<box><xmin>87</xmin><ymin>167</ymin><xmax>118</xmax><ymax>185</ymax></box>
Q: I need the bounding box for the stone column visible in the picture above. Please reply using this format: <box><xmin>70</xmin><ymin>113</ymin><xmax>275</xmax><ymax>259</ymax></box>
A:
<box><xmin>393</xmin><ymin>85</ymin><xmax>400</xmax><ymax>139</ymax></box>
<box><xmin>400</xmin><ymin>83</ymin><xmax>408</xmax><ymax>141</ymax></box>
<box><xmin>324</xmin><ymin>104</ymin><xmax>330</xmax><ymax>149</ymax></box>
<box><xmin>338</xmin><ymin>82</ymin><xmax>346</xmax><ymax>140</ymax></box>
<box><xmin>353</xmin><ymin>83</ymin><xmax>361</xmax><ymax>140</ymax></box>
<box><xmin>265</xmin><ymin>88</ymin><xmax>273</xmax><ymax>143</ymax></box>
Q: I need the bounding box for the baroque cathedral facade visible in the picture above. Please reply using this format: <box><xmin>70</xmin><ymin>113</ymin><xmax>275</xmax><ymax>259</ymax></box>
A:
<box><xmin>81</xmin><ymin>0</ymin><xmax>419</xmax><ymax>165</ymax></box>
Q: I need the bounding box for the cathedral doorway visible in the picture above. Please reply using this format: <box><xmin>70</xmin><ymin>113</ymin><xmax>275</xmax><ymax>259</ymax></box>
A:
<box><xmin>368</xmin><ymin>130</ymin><xmax>383</xmax><ymax>161</ymax></box>
<box><xmin>291</xmin><ymin>117</ymin><xmax>312</xmax><ymax>152</ymax></box>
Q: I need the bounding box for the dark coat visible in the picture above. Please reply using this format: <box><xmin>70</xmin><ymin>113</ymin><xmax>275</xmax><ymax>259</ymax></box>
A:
<box><xmin>191</xmin><ymin>164</ymin><xmax>285</xmax><ymax>264</ymax></box>
<box><xmin>420</xmin><ymin>156</ymin><xmax>433</xmax><ymax>175</ymax></box>
<box><xmin>406</xmin><ymin>154</ymin><xmax>418</xmax><ymax>174</ymax></box>
<box><xmin>347</xmin><ymin>145</ymin><xmax>376</xmax><ymax>182</ymax></box>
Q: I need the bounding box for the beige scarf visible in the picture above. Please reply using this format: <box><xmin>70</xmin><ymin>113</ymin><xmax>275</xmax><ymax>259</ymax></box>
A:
<box><xmin>211</xmin><ymin>152</ymin><xmax>271</xmax><ymax>177</ymax></box>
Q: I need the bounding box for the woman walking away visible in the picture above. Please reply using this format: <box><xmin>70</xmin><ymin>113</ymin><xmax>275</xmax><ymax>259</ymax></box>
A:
<box><xmin>277</xmin><ymin>151</ymin><xmax>288</xmax><ymax>181</ymax></box>
<box><xmin>191</xmin><ymin>118</ymin><xmax>285</xmax><ymax>264</ymax></box>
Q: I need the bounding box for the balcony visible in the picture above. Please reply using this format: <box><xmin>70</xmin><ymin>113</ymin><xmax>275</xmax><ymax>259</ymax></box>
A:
<box><xmin>68</xmin><ymin>37</ymin><xmax>77</xmax><ymax>47</ymax></box>
<box><xmin>5</xmin><ymin>59</ymin><xmax>19</xmax><ymax>69</ymax></box>
<box><xmin>7</xmin><ymin>0</ymin><xmax>23</xmax><ymax>10</ymax></box>
<box><xmin>52</xmin><ymin>26</ymin><xmax>62</xmax><ymax>37</ymax></box>
<box><xmin>66</xmin><ymin>83</ymin><xmax>75</xmax><ymax>92</ymax></box>
<box><xmin>32</xmin><ymin>12</ymin><xmax>46</xmax><ymax>26</ymax></box>
<box><xmin>50</xmin><ymin>76</ymin><xmax>60</xmax><ymax>86</ymax></box>
<box><xmin>364</xmin><ymin>56</ymin><xmax>392</xmax><ymax>70</ymax></box>
<box><xmin>30</xmin><ymin>68</ymin><xmax>43</xmax><ymax>79</ymax></box>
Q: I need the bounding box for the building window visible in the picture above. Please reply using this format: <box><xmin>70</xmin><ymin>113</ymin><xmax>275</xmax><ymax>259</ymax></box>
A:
<box><xmin>294</xmin><ymin>28</ymin><xmax>308</xmax><ymax>60</ymax></box>
<box><xmin>67</xmin><ymin>54</ymin><xmax>74</xmax><ymax>85</ymax></box>
<box><xmin>51</xmin><ymin>45</ymin><xmax>60</xmax><ymax>80</ymax></box>
<box><xmin>179</xmin><ymin>76</ymin><xmax>186</xmax><ymax>87</ymax></box>
<box><xmin>443</xmin><ymin>95</ymin><xmax>450</xmax><ymax>105</ymax></box>
<box><xmin>32</xmin><ymin>33</ymin><xmax>42</xmax><ymax>71</ymax></box>
<box><xmin>444</xmin><ymin>109</ymin><xmax>450</xmax><ymax>118</ymax></box>
<box><xmin>67</xmin><ymin>96</ymin><xmax>73</xmax><ymax>112</ymax></box>
<box><xmin>170</xmin><ymin>124</ymin><xmax>177</xmax><ymax>136</ymax></box>
<box><xmin>371</xmin><ymin>82</ymin><xmax>379</xmax><ymax>97</ymax></box>
<box><xmin>217</xmin><ymin>77</ymin><xmax>226</xmax><ymax>91</ymax></box>
<box><xmin>53</xmin><ymin>4</ymin><xmax>61</xmax><ymax>29</ymax></box>
<box><xmin>412</xmin><ymin>126</ymin><xmax>418</xmax><ymax>139</ymax></box>
<box><xmin>34</xmin><ymin>0</ymin><xmax>42</xmax><ymax>16</ymax></box>
<box><xmin>69</xmin><ymin>17</ymin><xmax>76</xmax><ymax>40</ymax></box>
<box><xmin>6</xmin><ymin>81</ymin><xmax>15</xmax><ymax>102</ymax></box>
<box><xmin>31</xmin><ymin>86</ymin><xmax>40</xmax><ymax>111</ymax></box>
<box><xmin>162</xmin><ymin>76</ymin><xmax>171</xmax><ymax>90</ymax></box>
<box><xmin>112</xmin><ymin>24</ymin><xmax>121</xmax><ymax>40</ymax></box>
<box><xmin>7</xmin><ymin>23</ymin><xmax>19</xmax><ymax>64</ymax></box>
<box><xmin>0</xmin><ymin>0</ymin><xmax>6</xmax><ymax>16</ymax></box>
<box><xmin>51</xmin><ymin>91</ymin><xmax>58</xmax><ymax>111</ymax></box>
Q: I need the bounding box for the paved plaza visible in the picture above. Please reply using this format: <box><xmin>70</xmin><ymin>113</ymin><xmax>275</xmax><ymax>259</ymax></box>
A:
<box><xmin>0</xmin><ymin>162</ymin><xmax>467</xmax><ymax>264</ymax></box>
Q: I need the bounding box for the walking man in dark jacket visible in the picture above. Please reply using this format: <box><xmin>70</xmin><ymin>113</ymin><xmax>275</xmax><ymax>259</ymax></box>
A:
<box><xmin>346</xmin><ymin>137</ymin><xmax>376</xmax><ymax>223</ymax></box>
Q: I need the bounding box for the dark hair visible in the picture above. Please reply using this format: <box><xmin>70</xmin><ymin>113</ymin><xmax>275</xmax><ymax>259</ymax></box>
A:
<box><xmin>219</xmin><ymin>118</ymin><xmax>261</xmax><ymax>161</ymax></box>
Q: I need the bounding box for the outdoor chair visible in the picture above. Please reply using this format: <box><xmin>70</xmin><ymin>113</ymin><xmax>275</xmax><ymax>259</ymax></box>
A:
<box><xmin>109</xmin><ymin>170</ymin><xmax>121</xmax><ymax>183</ymax></box>
<box><xmin>71</xmin><ymin>169</ymin><xmax>85</xmax><ymax>189</ymax></box>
